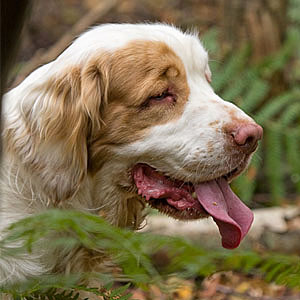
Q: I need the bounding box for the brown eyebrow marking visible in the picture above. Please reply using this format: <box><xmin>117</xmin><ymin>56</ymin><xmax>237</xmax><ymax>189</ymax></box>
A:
<box><xmin>88</xmin><ymin>40</ymin><xmax>190</xmax><ymax>172</ymax></box>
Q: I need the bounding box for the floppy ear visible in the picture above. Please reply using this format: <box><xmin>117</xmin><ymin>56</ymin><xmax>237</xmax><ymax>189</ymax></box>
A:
<box><xmin>6</xmin><ymin>60</ymin><xmax>109</xmax><ymax>203</ymax></box>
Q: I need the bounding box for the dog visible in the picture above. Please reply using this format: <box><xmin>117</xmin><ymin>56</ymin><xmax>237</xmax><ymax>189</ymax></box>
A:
<box><xmin>0</xmin><ymin>23</ymin><xmax>262</xmax><ymax>286</ymax></box>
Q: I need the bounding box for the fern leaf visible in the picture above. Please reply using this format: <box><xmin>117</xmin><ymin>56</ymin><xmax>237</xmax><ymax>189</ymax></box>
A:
<box><xmin>256</xmin><ymin>89</ymin><xmax>300</xmax><ymax>124</ymax></box>
<box><xmin>212</xmin><ymin>45</ymin><xmax>250</xmax><ymax>93</ymax></box>
<box><xmin>231</xmin><ymin>147</ymin><xmax>262</xmax><ymax>203</ymax></box>
<box><xmin>285</xmin><ymin>131</ymin><xmax>300</xmax><ymax>193</ymax></box>
<box><xmin>222</xmin><ymin>70</ymin><xmax>256</xmax><ymax>104</ymax></box>
<box><xmin>99</xmin><ymin>283</ymin><xmax>132</xmax><ymax>300</ymax></box>
<box><xmin>231</xmin><ymin>173</ymin><xmax>253</xmax><ymax>205</ymax></box>
<box><xmin>265</xmin><ymin>124</ymin><xmax>285</xmax><ymax>204</ymax></box>
<box><xmin>280</xmin><ymin>102</ymin><xmax>300</xmax><ymax>127</ymax></box>
<box><xmin>201</xmin><ymin>28</ymin><xmax>219</xmax><ymax>55</ymax></box>
<box><xmin>240</xmin><ymin>79</ymin><xmax>270</xmax><ymax>113</ymax></box>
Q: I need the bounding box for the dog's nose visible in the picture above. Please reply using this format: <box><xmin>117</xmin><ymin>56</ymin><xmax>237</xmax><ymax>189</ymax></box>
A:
<box><xmin>230</xmin><ymin>123</ymin><xmax>263</xmax><ymax>153</ymax></box>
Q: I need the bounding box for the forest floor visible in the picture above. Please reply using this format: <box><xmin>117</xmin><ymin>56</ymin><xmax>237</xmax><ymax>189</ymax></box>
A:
<box><xmin>125</xmin><ymin>205</ymin><xmax>300</xmax><ymax>300</ymax></box>
<box><xmin>128</xmin><ymin>271</ymin><xmax>300</xmax><ymax>300</ymax></box>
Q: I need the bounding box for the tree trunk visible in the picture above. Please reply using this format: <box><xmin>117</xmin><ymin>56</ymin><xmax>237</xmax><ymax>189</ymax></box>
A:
<box><xmin>219</xmin><ymin>0</ymin><xmax>288</xmax><ymax>61</ymax></box>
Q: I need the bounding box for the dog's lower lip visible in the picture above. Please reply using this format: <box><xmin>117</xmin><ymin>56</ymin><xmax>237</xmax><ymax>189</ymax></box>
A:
<box><xmin>222</xmin><ymin>167</ymin><xmax>239</xmax><ymax>181</ymax></box>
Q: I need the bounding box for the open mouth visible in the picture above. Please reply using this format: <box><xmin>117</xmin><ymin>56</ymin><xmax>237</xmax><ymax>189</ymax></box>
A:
<box><xmin>132</xmin><ymin>163</ymin><xmax>253</xmax><ymax>249</ymax></box>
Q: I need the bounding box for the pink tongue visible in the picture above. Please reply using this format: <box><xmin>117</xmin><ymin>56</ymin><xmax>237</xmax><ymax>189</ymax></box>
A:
<box><xmin>195</xmin><ymin>178</ymin><xmax>253</xmax><ymax>249</ymax></box>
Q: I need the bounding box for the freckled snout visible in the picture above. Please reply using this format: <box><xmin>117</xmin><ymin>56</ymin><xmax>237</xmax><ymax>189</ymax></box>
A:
<box><xmin>229</xmin><ymin>123</ymin><xmax>263</xmax><ymax>153</ymax></box>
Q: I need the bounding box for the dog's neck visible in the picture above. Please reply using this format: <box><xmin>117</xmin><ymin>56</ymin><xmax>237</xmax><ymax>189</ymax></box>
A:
<box><xmin>88</xmin><ymin>161</ymin><xmax>146</xmax><ymax>229</ymax></box>
<box><xmin>0</xmin><ymin>156</ymin><xmax>145</xmax><ymax>231</ymax></box>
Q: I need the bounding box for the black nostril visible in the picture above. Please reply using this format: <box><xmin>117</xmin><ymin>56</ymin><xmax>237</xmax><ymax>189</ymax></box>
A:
<box><xmin>244</xmin><ymin>136</ymin><xmax>255</xmax><ymax>147</ymax></box>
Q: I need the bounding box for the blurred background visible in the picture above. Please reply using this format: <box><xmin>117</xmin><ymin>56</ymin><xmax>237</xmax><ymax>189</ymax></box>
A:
<box><xmin>11</xmin><ymin>0</ymin><xmax>300</xmax><ymax>209</ymax></box>
<box><xmin>3</xmin><ymin>1</ymin><xmax>300</xmax><ymax>299</ymax></box>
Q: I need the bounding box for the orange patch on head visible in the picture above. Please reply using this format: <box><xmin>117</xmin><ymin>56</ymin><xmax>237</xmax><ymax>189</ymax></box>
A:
<box><xmin>88</xmin><ymin>40</ymin><xmax>190</xmax><ymax>171</ymax></box>
<box><xmin>18</xmin><ymin>40</ymin><xmax>190</xmax><ymax>176</ymax></box>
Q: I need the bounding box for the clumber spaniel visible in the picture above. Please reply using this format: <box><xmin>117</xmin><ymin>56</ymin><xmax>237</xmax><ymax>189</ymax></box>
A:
<box><xmin>0</xmin><ymin>23</ymin><xmax>262</xmax><ymax>285</ymax></box>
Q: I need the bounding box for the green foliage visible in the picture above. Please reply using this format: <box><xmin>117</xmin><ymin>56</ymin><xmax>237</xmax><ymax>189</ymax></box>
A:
<box><xmin>1</xmin><ymin>3</ymin><xmax>300</xmax><ymax>299</ymax></box>
<box><xmin>6</xmin><ymin>283</ymin><xmax>133</xmax><ymax>300</ymax></box>
<box><xmin>1</xmin><ymin>210</ymin><xmax>300</xmax><ymax>299</ymax></box>
<box><xmin>202</xmin><ymin>27</ymin><xmax>300</xmax><ymax>205</ymax></box>
<box><xmin>264</xmin><ymin>124</ymin><xmax>285</xmax><ymax>205</ymax></box>
<box><xmin>289</xmin><ymin>0</ymin><xmax>300</xmax><ymax>27</ymax></box>
<box><xmin>286</xmin><ymin>129</ymin><xmax>300</xmax><ymax>193</ymax></box>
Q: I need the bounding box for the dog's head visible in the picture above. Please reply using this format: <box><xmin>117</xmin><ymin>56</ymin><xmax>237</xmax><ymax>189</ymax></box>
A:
<box><xmin>5</xmin><ymin>24</ymin><xmax>262</xmax><ymax>249</ymax></box>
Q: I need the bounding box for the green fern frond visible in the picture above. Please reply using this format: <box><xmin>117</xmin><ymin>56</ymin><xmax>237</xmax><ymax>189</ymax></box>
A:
<box><xmin>285</xmin><ymin>131</ymin><xmax>300</xmax><ymax>193</ymax></box>
<box><xmin>201</xmin><ymin>27</ymin><xmax>219</xmax><ymax>55</ymax></box>
<box><xmin>240</xmin><ymin>79</ymin><xmax>270</xmax><ymax>113</ymax></box>
<box><xmin>1</xmin><ymin>210</ymin><xmax>300</xmax><ymax>299</ymax></box>
<box><xmin>231</xmin><ymin>147</ymin><xmax>262</xmax><ymax>204</ymax></box>
<box><xmin>264</xmin><ymin>124</ymin><xmax>285</xmax><ymax>204</ymax></box>
<box><xmin>280</xmin><ymin>102</ymin><xmax>300</xmax><ymax>127</ymax></box>
<box><xmin>223</xmin><ymin>251</ymin><xmax>300</xmax><ymax>288</ymax></box>
<box><xmin>222</xmin><ymin>70</ymin><xmax>256</xmax><ymax>104</ymax></box>
<box><xmin>256</xmin><ymin>89</ymin><xmax>300</xmax><ymax>124</ymax></box>
<box><xmin>0</xmin><ymin>210</ymin><xmax>161</xmax><ymax>289</ymax></box>
<box><xmin>212</xmin><ymin>45</ymin><xmax>250</xmax><ymax>93</ymax></box>
<box><xmin>231</xmin><ymin>173</ymin><xmax>254</xmax><ymax>205</ymax></box>
<box><xmin>276</xmin><ymin>263</ymin><xmax>300</xmax><ymax>289</ymax></box>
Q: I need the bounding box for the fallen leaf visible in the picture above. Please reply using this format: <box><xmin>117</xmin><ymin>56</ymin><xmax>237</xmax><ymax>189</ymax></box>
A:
<box><xmin>199</xmin><ymin>273</ymin><xmax>221</xmax><ymax>297</ymax></box>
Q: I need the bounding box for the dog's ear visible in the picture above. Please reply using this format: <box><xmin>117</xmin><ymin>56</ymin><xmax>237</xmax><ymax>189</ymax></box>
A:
<box><xmin>80</xmin><ymin>58</ymin><xmax>110</xmax><ymax>133</ymax></box>
<box><xmin>6</xmin><ymin>59</ymin><xmax>109</xmax><ymax>203</ymax></box>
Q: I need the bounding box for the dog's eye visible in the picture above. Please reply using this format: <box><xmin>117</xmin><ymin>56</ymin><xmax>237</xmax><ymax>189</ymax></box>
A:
<box><xmin>148</xmin><ymin>90</ymin><xmax>176</xmax><ymax>104</ymax></box>
<box><xmin>140</xmin><ymin>89</ymin><xmax>177</xmax><ymax>109</ymax></box>
<box><xmin>150</xmin><ymin>91</ymin><xmax>169</xmax><ymax>101</ymax></box>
